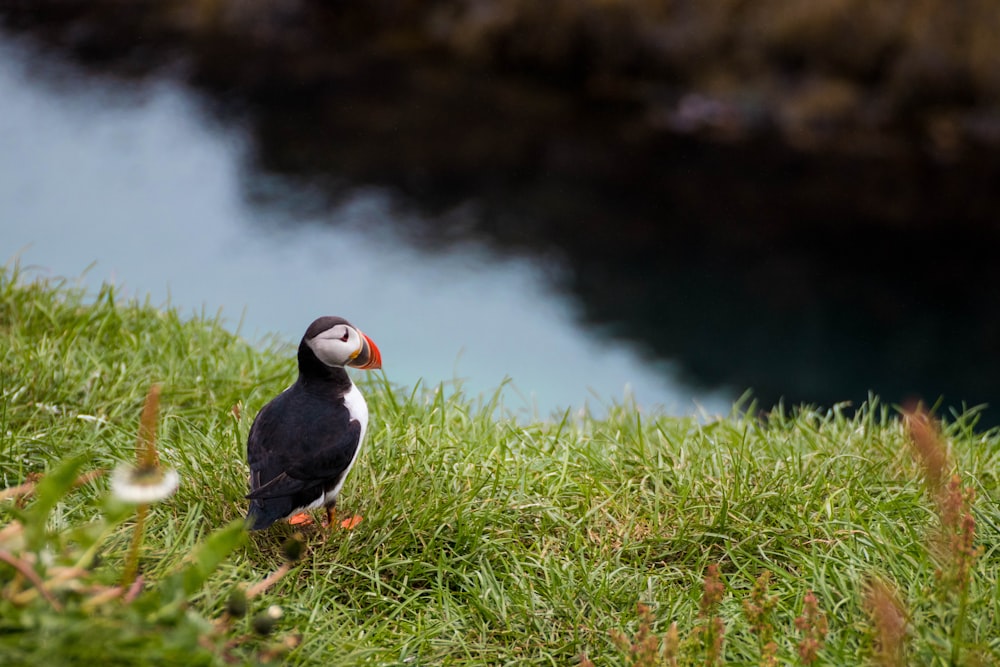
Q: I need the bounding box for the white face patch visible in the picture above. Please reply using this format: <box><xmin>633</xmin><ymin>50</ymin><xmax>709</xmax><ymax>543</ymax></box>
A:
<box><xmin>306</xmin><ymin>323</ymin><xmax>364</xmax><ymax>367</ymax></box>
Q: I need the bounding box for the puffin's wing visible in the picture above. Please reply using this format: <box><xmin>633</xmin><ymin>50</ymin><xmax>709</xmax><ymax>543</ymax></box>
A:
<box><xmin>246</xmin><ymin>471</ymin><xmax>302</xmax><ymax>500</ymax></box>
<box><xmin>246</xmin><ymin>417</ymin><xmax>362</xmax><ymax>500</ymax></box>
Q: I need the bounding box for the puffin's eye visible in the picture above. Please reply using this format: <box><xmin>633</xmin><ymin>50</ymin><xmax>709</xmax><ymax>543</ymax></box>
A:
<box><xmin>340</xmin><ymin>330</ymin><xmax>350</xmax><ymax>342</ymax></box>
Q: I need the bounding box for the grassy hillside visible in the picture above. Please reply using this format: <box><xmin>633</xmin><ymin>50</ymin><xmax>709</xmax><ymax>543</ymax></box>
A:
<box><xmin>1</xmin><ymin>264</ymin><xmax>998</xmax><ymax>665</ymax></box>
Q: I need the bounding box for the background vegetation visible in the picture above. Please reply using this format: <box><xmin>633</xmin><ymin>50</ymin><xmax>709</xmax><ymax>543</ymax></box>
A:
<box><xmin>2</xmin><ymin>265</ymin><xmax>998</xmax><ymax>665</ymax></box>
<box><xmin>6</xmin><ymin>0</ymin><xmax>1000</xmax><ymax>148</ymax></box>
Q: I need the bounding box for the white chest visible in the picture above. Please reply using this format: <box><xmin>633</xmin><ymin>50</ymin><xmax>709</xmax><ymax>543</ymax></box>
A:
<box><xmin>343</xmin><ymin>382</ymin><xmax>369</xmax><ymax>445</ymax></box>
<box><xmin>319</xmin><ymin>382</ymin><xmax>368</xmax><ymax>502</ymax></box>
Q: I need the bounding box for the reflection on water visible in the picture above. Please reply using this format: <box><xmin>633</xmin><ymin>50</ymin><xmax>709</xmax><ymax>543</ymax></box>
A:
<box><xmin>0</xmin><ymin>35</ymin><xmax>734</xmax><ymax>418</ymax></box>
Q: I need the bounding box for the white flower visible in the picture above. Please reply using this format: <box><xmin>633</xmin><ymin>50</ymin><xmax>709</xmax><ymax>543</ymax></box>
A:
<box><xmin>266</xmin><ymin>605</ymin><xmax>284</xmax><ymax>620</ymax></box>
<box><xmin>110</xmin><ymin>464</ymin><xmax>180</xmax><ymax>504</ymax></box>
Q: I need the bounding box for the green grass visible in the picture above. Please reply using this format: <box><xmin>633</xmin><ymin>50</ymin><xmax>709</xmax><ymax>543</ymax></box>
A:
<box><xmin>1</xmin><ymin>263</ymin><xmax>999</xmax><ymax>665</ymax></box>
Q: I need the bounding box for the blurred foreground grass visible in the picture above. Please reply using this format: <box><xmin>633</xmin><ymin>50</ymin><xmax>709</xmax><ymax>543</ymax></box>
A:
<box><xmin>1</xmin><ymin>264</ymin><xmax>998</xmax><ymax>665</ymax></box>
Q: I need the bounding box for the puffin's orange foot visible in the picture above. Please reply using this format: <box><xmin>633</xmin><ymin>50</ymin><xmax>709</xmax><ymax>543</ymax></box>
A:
<box><xmin>319</xmin><ymin>507</ymin><xmax>362</xmax><ymax>530</ymax></box>
<box><xmin>340</xmin><ymin>515</ymin><xmax>363</xmax><ymax>530</ymax></box>
<box><xmin>288</xmin><ymin>512</ymin><xmax>314</xmax><ymax>527</ymax></box>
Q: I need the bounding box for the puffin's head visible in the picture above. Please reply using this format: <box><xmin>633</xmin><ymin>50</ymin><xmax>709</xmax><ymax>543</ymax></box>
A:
<box><xmin>303</xmin><ymin>316</ymin><xmax>382</xmax><ymax>370</ymax></box>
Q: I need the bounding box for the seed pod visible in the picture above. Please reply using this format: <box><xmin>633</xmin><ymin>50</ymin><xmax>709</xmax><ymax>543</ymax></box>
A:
<box><xmin>281</xmin><ymin>534</ymin><xmax>305</xmax><ymax>562</ymax></box>
<box><xmin>252</xmin><ymin>605</ymin><xmax>283</xmax><ymax>636</ymax></box>
<box><xmin>226</xmin><ymin>587</ymin><xmax>248</xmax><ymax>618</ymax></box>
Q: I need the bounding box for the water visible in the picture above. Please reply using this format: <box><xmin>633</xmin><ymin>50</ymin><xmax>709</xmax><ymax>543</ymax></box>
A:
<box><xmin>0</xmin><ymin>35</ymin><xmax>735</xmax><ymax>418</ymax></box>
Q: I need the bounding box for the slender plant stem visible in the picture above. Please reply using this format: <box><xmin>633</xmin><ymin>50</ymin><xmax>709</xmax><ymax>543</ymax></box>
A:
<box><xmin>121</xmin><ymin>503</ymin><xmax>148</xmax><ymax>589</ymax></box>
<box><xmin>0</xmin><ymin>549</ymin><xmax>63</xmax><ymax>611</ymax></box>
<box><xmin>950</xmin><ymin>584</ymin><xmax>969</xmax><ymax>667</ymax></box>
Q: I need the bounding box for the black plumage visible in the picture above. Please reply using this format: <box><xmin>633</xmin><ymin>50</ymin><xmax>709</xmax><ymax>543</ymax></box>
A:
<box><xmin>245</xmin><ymin>316</ymin><xmax>380</xmax><ymax>530</ymax></box>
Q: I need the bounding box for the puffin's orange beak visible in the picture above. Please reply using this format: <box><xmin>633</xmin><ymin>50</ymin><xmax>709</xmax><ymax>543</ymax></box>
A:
<box><xmin>349</xmin><ymin>332</ymin><xmax>382</xmax><ymax>370</ymax></box>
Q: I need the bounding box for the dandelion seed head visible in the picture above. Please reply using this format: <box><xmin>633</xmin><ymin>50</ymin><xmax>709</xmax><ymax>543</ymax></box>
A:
<box><xmin>110</xmin><ymin>464</ymin><xmax>179</xmax><ymax>504</ymax></box>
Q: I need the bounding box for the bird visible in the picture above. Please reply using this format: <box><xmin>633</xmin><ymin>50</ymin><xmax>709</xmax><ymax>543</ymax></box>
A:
<box><xmin>245</xmin><ymin>316</ymin><xmax>382</xmax><ymax>531</ymax></box>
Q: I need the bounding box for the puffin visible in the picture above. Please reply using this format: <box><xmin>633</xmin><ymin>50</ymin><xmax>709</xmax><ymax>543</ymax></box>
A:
<box><xmin>245</xmin><ymin>316</ymin><xmax>382</xmax><ymax>531</ymax></box>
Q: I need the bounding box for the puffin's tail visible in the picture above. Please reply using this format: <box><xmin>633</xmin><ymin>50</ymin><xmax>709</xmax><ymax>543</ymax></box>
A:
<box><xmin>245</xmin><ymin>500</ymin><xmax>282</xmax><ymax>531</ymax></box>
